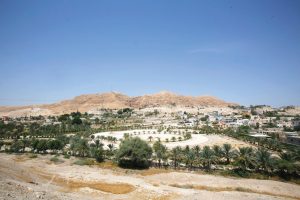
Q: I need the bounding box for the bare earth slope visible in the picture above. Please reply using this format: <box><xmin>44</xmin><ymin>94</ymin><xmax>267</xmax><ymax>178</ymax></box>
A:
<box><xmin>1</xmin><ymin>154</ymin><xmax>300</xmax><ymax>200</ymax></box>
<box><xmin>0</xmin><ymin>91</ymin><xmax>237</xmax><ymax>116</ymax></box>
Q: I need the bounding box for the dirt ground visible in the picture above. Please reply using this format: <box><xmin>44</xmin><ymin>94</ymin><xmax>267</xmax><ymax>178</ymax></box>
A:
<box><xmin>94</xmin><ymin>129</ymin><xmax>251</xmax><ymax>149</ymax></box>
<box><xmin>1</xmin><ymin>153</ymin><xmax>300</xmax><ymax>200</ymax></box>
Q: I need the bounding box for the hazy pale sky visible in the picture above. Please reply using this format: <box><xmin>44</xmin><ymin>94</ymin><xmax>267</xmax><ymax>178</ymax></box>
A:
<box><xmin>0</xmin><ymin>0</ymin><xmax>299</xmax><ymax>107</ymax></box>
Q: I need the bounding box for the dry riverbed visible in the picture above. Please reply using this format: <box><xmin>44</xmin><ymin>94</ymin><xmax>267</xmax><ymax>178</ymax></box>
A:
<box><xmin>0</xmin><ymin>153</ymin><xmax>300</xmax><ymax>200</ymax></box>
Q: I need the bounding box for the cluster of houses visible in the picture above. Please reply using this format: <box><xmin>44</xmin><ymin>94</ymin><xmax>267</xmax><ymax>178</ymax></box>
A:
<box><xmin>177</xmin><ymin>106</ymin><xmax>300</xmax><ymax>146</ymax></box>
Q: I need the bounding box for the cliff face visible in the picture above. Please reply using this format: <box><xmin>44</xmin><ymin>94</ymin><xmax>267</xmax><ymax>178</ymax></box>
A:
<box><xmin>0</xmin><ymin>91</ymin><xmax>237</xmax><ymax>116</ymax></box>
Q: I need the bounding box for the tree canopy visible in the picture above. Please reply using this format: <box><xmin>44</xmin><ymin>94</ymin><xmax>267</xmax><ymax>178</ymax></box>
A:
<box><xmin>116</xmin><ymin>137</ymin><xmax>152</xmax><ymax>168</ymax></box>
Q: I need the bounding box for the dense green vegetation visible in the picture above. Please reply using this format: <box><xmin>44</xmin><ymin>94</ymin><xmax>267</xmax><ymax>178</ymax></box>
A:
<box><xmin>116</xmin><ymin>137</ymin><xmax>152</xmax><ymax>168</ymax></box>
<box><xmin>0</xmin><ymin>111</ymin><xmax>299</xmax><ymax>182</ymax></box>
<box><xmin>1</xmin><ymin>133</ymin><xmax>299</xmax><ymax>181</ymax></box>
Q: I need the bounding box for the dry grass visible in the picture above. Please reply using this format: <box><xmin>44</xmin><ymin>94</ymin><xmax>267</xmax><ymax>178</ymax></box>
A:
<box><xmin>12</xmin><ymin>154</ymin><xmax>31</xmax><ymax>162</ymax></box>
<box><xmin>169</xmin><ymin>184</ymin><xmax>300</xmax><ymax>200</ymax></box>
<box><xmin>38</xmin><ymin>172</ymin><xmax>135</xmax><ymax>194</ymax></box>
<box><xmin>152</xmin><ymin>183</ymin><xmax>159</xmax><ymax>187</ymax></box>
<box><xmin>151</xmin><ymin>195</ymin><xmax>175</xmax><ymax>200</ymax></box>
<box><xmin>95</xmin><ymin>162</ymin><xmax>172</xmax><ymax>176</ymax></box>
<box><xmin>139</xmin><ymin>168</ymin><xmax>173</xmax><ymax>176</ymax></box>
<box><xmin>95</xmin><ymin>160</ymin><xmax>119</xmax><ymax>170</ymax></box>
<box><xmin>133</xmin><ymin>192</ymin><xmax>176</xmax><ymax>200</ymax></box>
<box><xmin>60</xmin><ymin>179</ymin><xmax>135</xmax><ymax>194</ymax></box>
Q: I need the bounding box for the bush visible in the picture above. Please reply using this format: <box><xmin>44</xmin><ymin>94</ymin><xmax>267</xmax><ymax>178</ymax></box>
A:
<box><xmin>73</xmin><ymin>158</ymin><xmax>94</xmax><ymax>166</ymax></box>
<box><xmin>28</xmin><ymin>154</ymin><xmax>38</xmax><ymax>159</ymax></box>
<box><xmin>64</xmin><ymin>154</ymin><xmax>71</xmax><ymax>159</ymax></box>
<box><xmin>233</xmin><ymin>169</ymin><xmax>251</xmax><ymax>177</ymax></box>
<box><xmin>90</xmin><ymin>147</ymin><xmax>104</xmax><ymax>162</ymax></box>
<box><xmin>10</xmin><ymin>140</ymin><xmax>23</xmax><ymax>153</ymax></box>
<box><xmin>50</xmin><ymin>156</ymin><xmax>64</xmax><ymax>163</ymax></box>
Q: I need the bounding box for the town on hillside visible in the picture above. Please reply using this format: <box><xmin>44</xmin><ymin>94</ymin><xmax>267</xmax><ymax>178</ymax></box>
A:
<box><xmin>1</xmin><ymin>104</ymin><xmax>300</xmax><ymax>146</ymax></box>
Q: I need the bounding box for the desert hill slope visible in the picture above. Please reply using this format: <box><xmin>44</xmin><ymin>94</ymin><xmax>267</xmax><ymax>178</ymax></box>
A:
<box><xmin>0</xmin><ymin>91</ymin><xmax>237</xmax><ymax>116</ymax></box>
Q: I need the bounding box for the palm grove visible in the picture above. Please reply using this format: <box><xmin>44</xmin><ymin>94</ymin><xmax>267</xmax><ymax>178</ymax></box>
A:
<box><xmin>0</xmin><ymin>112</ymin><xmax>299</xmax><ymax>182</ymax></box>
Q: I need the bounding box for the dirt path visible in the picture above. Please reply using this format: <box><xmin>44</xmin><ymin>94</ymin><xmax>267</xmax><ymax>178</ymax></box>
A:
<box><xmin>1</xmin><ymin>153</ymin><xmax>299</xmax><ymax>200</ymax></box>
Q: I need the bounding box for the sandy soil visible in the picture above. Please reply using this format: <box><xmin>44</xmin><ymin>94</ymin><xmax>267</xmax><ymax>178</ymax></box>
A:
<box><xmin>1</xmin><ymin>153</ymin><xmax>300</xmax><ymax>200</ymax></box>
<box><xmin>93</xmin><ymin>129</ymin><xmax>251</xmax><ymax>149</ymax></box>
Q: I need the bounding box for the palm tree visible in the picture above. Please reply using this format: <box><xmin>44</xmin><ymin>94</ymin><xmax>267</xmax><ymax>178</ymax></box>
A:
<box><xmin>185</xmin><ymin>149</ymin><xmax>196</xmax><ymax>170</ymax></box>
<box><xmin>70</xmin><ymin>136</ymin><xmax>90</xmax><ymax>157</ymax></box>
<box><xmin>170</xmin><ymin>147</ymin><xmax>182</xmax><ymax>169</ymax></box>
<box><xmin>193</xmin><ymin>145</ymin><xmax>201</xmax><ymax>155</ymax></box>
<box><xmin>235</xmin><ymin>147</ymin><xmax>255</xmax><ymax>172</ymax></box>
<box><xmin>0</xmin><ymin>141</ymin><xmax>4</xmax><ymax>150</ymax></box>
<box><xmin>148</xmin><ymin>136</ymin><xmax>153</xmax><ymax>142</ymax></box>
<box><xmin>171</xmin><ymin>136</ymin><xmax>176</xmax><ymax>142</ymax></box>
<box><xmin>108</xmin><ymin>143</ymin><xmax>114</xmax><ymax>151</ymax></box>
<box><xmin>275</xmin><ymin>152</ymin><xmax>297</xmax><ymax>176</ymax></box>
<box><xmin>78</xmin><ymin>139</ymin><xmax>90</xmax><ymax>157</ymax></box>
<box><xmin>95</xmin><ymin>140</ymin><xmax>103</xmax><ymax>148</ymax></box>
<box><xmin>200</xmin><ymin>146</ymin><xmax>216</xmax><ymax>170</ymax></box>
<box><xmin>153</xmin><ymin>141</ymin><xmax>167</xmax><ymax>168</ymax></box>
<box><xmin>222</xmin><ymin>143</ymin><xmax>234</xmax><ymax>164</ymax></box>
<box><xmin>21</xmin><ymin>139</ymin><xmax>30</xmax><ymax>152</ymax></box>
<box><xmin>278</xmin><ymin>152</ymin><xmax>294</xmax><ymax>162</ymax></box>
<box><xmin>256</xmin><ymin>148</ymin><xmax>273</xmax><ymax>173</ymax></box>
<box><xmin>193</xmin><ymin>145</ymin><xmax>201</xmax><ymax>168</ymax></box>
<box><xmin>213</xmin><ymin>145</ymin><xmax>223</xmax><ymax>163</ymax></box>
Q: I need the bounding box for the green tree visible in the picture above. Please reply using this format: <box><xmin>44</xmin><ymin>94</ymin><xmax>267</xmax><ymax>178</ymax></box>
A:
<box><xmin>222</xmin><ymin>143</ymin><xmax>234</xmax><ymax>164</ymax></box>
<box><xmin>70</xmin><ymin>136</ymin><xmax>90</xmax><ymax>157</ymax></box>
<box><xmin>0</xmin><ymin>140</ymin><xmax>4</xmax><ymax>150</ymax></box>
<box><xmin>10</xmin><ymin>140</ymin><xmax>23</xmax><ymax>153</ymax></box>
<box><xmin>235</xmin><ymin>147</ymin><xmax>255</xmax><ymax>172</ymax></box>
<box><xmin>185</xmin><ymin>148</ymin><xmax>196</xmax><ymax>169</ymax></box>
<box><xmin>256</xmin><ymin>148</ymin><xmax>273</xmax><ymax>173</ymax></box>
<box><xmin>90</xmin><ymin>146</ymin><xmax>105</xmax><ymax>162</ymax></box>
<box><xmin>21</xmin><ymin>139</ymin><xmax>30</xmax><ymax>152</ymax></box>
<box><xmin>47</xmin><ymin>139</ymin><xmax>64</xmax><ymax>153</ymax></box>
<box><xmin>213</xmin><ymin>145</ymin><xmax>223</xmax><ymax>163</ymax></box>
<box><xmin>30</xmin><ymin>139</ymin><xmax>39</xmax><ymax>152</ymax></box>
<box><xmin>171</xmin><ymin>136</ymin><xmax>176</xmax><ymax>142</ymax></box>
<box><xmin>153</xmin><ymin>141</ymin><xmax>167</xmax><ymax>168</ymax></box>
<box><xmin>274</xmin><ymin>152</ymin><xmax>298</xmax><ymax>178</ymax></box>
<box><xmin>72</xmin><ymin>116</ymin><xmax>82</xmax><ymax>125</ymax></box>
<box><xmin>148</xmin><ymin>136</ymin><xmax>153</xmax><ymax>142</ymax></box>
<box><xmin>200</xmin><ymin>146</ymin><xmax>216</xmax><ymax>170</ymax></box>
<box><xmin>116</xmin><ymin>137</ymin><xmax>152</xmax><ymax>168</ymax></box>
<box><xmin>36</xmin><ymin>140</ymin><xmax>48</xmax><ymax>154</ymax></box>
<box><xmin>170</xmin><ymin>146</ymin><xmax>182</xmax><ymax>169</ymax></box>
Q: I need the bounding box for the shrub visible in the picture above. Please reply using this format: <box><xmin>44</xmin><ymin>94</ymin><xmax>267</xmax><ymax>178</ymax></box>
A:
<box><xmin>64</xmin><ymin>154</ymin><xmax>71</xmax><ymax>159</ymax></box>
<box><xmin>90</xmin><ymin>147</ymin><xmax>105</xmax><ymax>162</ymax></box>
<box><xmin>73</xmin><ymin>158</ymin><xmax>94</xmax><ymax>166</ymax></box>
<box><xmin>50</xmin><ymin>156</ymin><xmax>64</xmax><ymax>163</ymax></box>
<box><xmin>28</xmin><ymin>154</ymin><xmax>38</xmax><ymax>159</ymax></box>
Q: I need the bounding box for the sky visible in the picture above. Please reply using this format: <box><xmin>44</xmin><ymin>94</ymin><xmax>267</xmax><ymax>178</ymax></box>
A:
<box><xmin>0</xmin><ymin>0</ymin><xmax>300</xmax><ymax>107</ymax></box>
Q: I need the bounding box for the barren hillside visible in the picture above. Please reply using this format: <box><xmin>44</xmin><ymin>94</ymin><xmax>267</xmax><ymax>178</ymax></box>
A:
<box><xmin>0</xmin><ymin>91</ymin><xmax>237</xmax><ymax>117</ymax></box>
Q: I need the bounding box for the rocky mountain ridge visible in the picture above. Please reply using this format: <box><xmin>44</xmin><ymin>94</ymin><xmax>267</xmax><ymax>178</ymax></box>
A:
<box><xmin>0</xmin><ymin>91</ymin><xmax>237</xmax><ymax>117</ymax></box>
